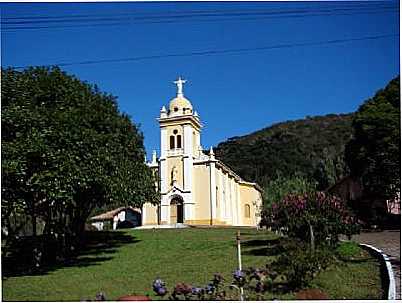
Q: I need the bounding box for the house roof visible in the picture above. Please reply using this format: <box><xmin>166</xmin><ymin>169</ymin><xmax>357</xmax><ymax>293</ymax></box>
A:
<box><xmin>90</xmin><ymin>206</ymin><xmax>141</xmax><ymax>221</ymax></box>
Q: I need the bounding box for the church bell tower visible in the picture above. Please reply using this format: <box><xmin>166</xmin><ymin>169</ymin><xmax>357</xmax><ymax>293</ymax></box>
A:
<box><xmin>158</xmin><ymin>77</ymin><xmax>202</xmax><ymax>225</ymax></box>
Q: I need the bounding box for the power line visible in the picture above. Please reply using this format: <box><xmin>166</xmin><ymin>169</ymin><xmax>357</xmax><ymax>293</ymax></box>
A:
<box><xmin>3</xmin><ymin>2</ymin><xmax>397</xmax><ymax>20</ymax></box>
<box><xmin>2</xmin><ymin>4</ymin><xmax>398</xmax><ymax>31</ymax></box>
<box><xmin>3</xmin><ymin>10</ymin><xmax>399</xmax><ymax>32</ymax></box>
<box><xmin>4</xmin><ymin>5</ymin><xmax>397</xmax><ymax>23</ymax></box>
<box><xmin>4</xmin><ymin>8</ymin><xmax>397</xmax><ymax>25</ymax></box>
<box><xmin>8</xmin><ymin>33</ymin><xmax>398</xmax><ymax>70</ymax></box>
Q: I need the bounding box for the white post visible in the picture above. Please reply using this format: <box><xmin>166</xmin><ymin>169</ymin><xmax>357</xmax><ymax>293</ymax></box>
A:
<box><xmin>236</xmin><ymin>230</ymin><xmax>244</xmax><ymax>301</ymax></box>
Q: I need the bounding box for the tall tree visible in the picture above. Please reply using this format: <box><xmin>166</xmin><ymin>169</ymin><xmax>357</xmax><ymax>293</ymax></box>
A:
<box><xmin>2</xmin><ymin>67</ymin><xmax>158</xmax><ymax>255</ymax></box>
<box><xmin>345</xmin><ymin>76</ymin><xmax>400</xmax><ymax>201</ymax></box>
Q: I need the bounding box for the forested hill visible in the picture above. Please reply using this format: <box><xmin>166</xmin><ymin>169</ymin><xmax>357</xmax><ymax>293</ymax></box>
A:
<box><xmin>214</xmin><ymin>113</ymin><xmax>354</xmax><ymax>190</ymax></box>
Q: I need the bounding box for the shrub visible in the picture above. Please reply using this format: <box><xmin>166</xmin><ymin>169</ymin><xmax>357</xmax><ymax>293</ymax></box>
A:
<box><xmin>272</xmin><ymin>243</ymin><xmax>335</xmax><ymax>290</ymax></box>
<box><xmin>263</xmin><ymin>191</ymin><xmax>360</xmax><ymax>249</ymax></box>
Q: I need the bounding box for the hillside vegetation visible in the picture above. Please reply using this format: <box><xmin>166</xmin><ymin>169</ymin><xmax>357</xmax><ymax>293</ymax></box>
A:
<box><xmin>214</xmin><ymin>114</ymin><xmax>354</xmax><ymax>190</ymax></box>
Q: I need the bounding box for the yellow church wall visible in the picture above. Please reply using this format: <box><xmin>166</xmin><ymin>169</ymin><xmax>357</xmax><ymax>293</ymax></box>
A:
<box><xmin>166</xmin><ymin>157</ymin><xmax>184</xmax><ymax>189</ymax></box>
<box><xmin>230</xmin><ymin>177</ymin><xmax>239</xmax><ymax>225</ymax></box>
<box><xmin>190</xmin><ymin>164</ymin><xmax>212</xmax><ymax>224</ymax></box>
<box><xmin>239</xmin><ymin>184</ymin><xmax>262</xmax><ymax>226</ymax></box>
<box><xmin>214</xmin><ymin>167</ymin><xmax>237</xmax><ymax>226</ymax></box>
<box><xmin>226</xmin><ymin>175</ymin><xmax>235</xmax><ymax>226</ymax></box>
<box><xmin>142</xmin><ymin>202</ymin><xmax>159</xmax><ymax>225</ymax></box>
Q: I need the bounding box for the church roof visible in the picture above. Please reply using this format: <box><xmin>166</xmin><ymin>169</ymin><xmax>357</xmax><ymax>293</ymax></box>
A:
<box><xmin>90</xmin><ymin>206</ymin><xmax>141</xmax><ymax>221</ymax></box>
<box><xmin>165</xmin><ymin>77</ymin><xmax>194</xmax><ymax>117</ymax></box>
<box><xmin>193</xmin><ymin>158</ymin><xmax>263</xmax><ymax>193</ymax></box>
<box><xmin>169</xmin><ymin>95</ymin><xmax>193</xmax><ymax>113</ymax></box>
<box><xmin>215</xmin><ymin>160</ymin><xmax>263</xmax><ymax>192</ymax></box>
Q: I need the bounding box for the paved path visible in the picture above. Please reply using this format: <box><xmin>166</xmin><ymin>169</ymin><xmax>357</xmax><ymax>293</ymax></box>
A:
<box><xmin>349</xmin><ymin>231</ymin><xmax>400</xmax><ymax>300</ymax></box>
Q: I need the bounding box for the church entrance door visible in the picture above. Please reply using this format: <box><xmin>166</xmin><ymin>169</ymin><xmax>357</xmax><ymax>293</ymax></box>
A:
<box><xmin>170</xmin><ymin>196</ymin><xmax>184</xmax><ymax>224</ymax></box>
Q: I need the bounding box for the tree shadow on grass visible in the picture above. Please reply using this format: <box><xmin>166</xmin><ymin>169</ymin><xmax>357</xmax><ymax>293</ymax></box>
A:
<box><xmin>2</xmin><ymin>230</ymin><xmax>140</xmax><ymax>278</ymax></box>
<box><xmin>242</xmin><ymin>238</ymin><xmax>280</xmax><ymax>247</ymax></box>
<box><xmin>242</xmin><ymin>238</ymin><xmax>285</xmax><ymax>257</ymax></box>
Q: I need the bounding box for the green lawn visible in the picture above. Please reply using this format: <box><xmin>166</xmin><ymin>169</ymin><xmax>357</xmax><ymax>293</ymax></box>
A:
<box><xmin>2</xmin><ymin>227</ymin><xmax>383</xmax><ymax>301</ymax></box>
<box><xmin>312</xmin><ymin>246</ymin><xmax>384</xmax><ymax>300</ymax></box>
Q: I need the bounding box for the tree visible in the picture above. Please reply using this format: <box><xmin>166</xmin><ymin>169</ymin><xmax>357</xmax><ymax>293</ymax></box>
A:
<box><xmin>2</xmin><ymin>67</ymin><xmax>158</xmax><ymax>259</ymax></box>
<box><xmin>263</xmin><ymin>172</ymin><xmax>316</xmax><ymax>207</ymax></box>
<box><xmin>345</xmin><ymin>76</ymin><xmax>400</xmax><ymax>202</ymax></box>
<box><xmin>264</xmin><ymin>192</ymin><xmax>359</xmax><ymax>250</ymax></box>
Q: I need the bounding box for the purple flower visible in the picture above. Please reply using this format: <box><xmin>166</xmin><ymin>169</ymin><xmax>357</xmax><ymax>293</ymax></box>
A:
<box><xmin>152</xmin><ymin>278</ymin><xmax>167</xmax><ymax>296</ymax></box>
<box><xmin>233</xmin><ymin>269</ymin><xmax>246</xmax><ymax>286</ymax></box>
<box><xmin>95</xmin><ymin>292</ymin><xmax>106</xmax><ymax>301</ymax></box>
<box><xmin>153</xmin><ymin>278</ymin><xmax>165</xmax><ymax>289</ymax></box>
<box><xmin>191</xmin><ymin>287</ymin><xmax>203</xmax><ymax>295</ymax></box>
<box><xmin>205</xmin><ymin>283</ymin><xmax>215</xmax><ymax>294</ymax></box>
<box><xmin>155</xmin><ymin>286</ymin><xmax>167</xmax><ymax>296</ymax></box>
<box><xmin>233</xmin><ymin>269</ymin><xmax>245</xmax><ymax>280</ymax></box>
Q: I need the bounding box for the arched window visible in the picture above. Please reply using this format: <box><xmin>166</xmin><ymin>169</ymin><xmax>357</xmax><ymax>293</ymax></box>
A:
<box><xmin>245</xmin><ymin>204</ymin><xmax>251</xmax><ymax>218</ymax></box>
<box><xmin>216</xmin><ymin>186</ymin><xmax>219</xmax><ymax>207</ymax></box>
<box><xmin>170</xmin><ymin>135</ymin><xmax>175</xmax><ymax>149</ymax></box>
<box><xmin>177</xmin><ymin>135</ymin><xmax>182</xmax><ymax>148</ymax></box>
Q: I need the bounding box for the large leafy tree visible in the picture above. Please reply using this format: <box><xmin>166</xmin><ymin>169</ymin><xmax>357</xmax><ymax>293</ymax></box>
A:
<box><xmin>345</xmin><ymin>76</ymin><xmax>400</xmax><ymax>201</ymax></box>
<box><xmin>2</xmin><ymin>67</ymin><xmax>158</xmax><ymax>253</ymax></box>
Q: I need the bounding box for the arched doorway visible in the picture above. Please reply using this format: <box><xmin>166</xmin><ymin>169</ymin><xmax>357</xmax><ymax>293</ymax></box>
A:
<box><xmin>170</xmin><ymin>195</ymin><xmax>184</xmax><ymax>224</ymax></box>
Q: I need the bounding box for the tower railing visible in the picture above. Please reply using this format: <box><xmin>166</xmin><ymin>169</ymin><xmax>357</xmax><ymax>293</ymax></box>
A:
<box><xmin>167</xmin><ymin>148</ymin><xmax>184</xmax><ymax>157</ymax></box>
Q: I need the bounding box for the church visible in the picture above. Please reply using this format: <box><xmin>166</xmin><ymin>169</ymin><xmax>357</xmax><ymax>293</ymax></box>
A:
<box><xmin>141</xmin><ymin>78</ymin><xmax>262</xmax><ymax>227</ymax></box>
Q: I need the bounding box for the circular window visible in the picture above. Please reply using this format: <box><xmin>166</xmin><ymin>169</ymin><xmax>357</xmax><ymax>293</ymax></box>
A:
<box><xmin>173</xmin><ymin>129</ymin><xmax>178</xmax><ymax>135</ymax></box>
<box><xmin>174</xmin><ymin>107</ymin><xmax>178</xmax><ymax>112</ymax></box>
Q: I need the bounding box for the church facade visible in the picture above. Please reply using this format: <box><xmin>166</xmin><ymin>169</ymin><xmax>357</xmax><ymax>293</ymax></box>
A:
<box><xmin>141</xmin><ymin>78</ymin><xmax>262</xmax><ymax>227</ymax></box>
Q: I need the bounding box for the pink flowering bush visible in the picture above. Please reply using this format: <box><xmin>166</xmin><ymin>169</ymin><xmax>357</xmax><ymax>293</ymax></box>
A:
<box><xmin>264</xmin><ymin>191</ymin><xmax>359</xmax><ymax>249</ymax></box>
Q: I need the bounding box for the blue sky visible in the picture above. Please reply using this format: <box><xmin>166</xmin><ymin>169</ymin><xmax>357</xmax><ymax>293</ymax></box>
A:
<box><xmin>1</xmin><ymin>1</ymin><xmax>399</xmax><ymax>158</ymax></box>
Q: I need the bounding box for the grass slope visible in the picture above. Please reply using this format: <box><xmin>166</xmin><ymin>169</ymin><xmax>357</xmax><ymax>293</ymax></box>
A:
<box><xmin>2</xmin><ymin>228</ymin><xmax>382</xmax><ymax>301</ymax></box>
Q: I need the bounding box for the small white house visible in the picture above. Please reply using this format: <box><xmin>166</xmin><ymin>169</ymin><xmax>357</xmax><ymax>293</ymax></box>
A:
<box><xmin>90</xmin><ymin>207</ymin><xmax>142</xmax><ymax>230</ymax></box>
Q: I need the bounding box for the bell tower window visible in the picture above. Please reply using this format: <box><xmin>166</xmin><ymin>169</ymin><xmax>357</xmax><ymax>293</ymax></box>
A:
<box><xmin>177</xmin><ymin>135</ymin><xmax>182</xmax><ymax>148</ymax></box>
<box><xmin>170</xmin><ymin>135</ymin><xmax>175</xmax><ymax>149</ymax></box>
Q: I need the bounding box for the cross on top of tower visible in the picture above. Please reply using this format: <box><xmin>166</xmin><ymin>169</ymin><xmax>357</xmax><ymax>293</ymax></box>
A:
<box><xmin>174</xmin><ymin>77</ymin><xmax>187</xmax><ymax>97</ymax></box>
